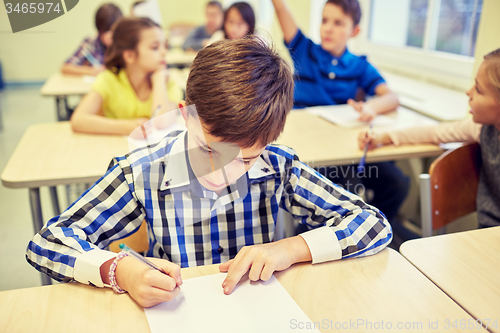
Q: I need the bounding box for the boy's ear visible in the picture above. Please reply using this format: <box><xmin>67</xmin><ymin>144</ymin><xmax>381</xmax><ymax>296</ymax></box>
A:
<box><xmin>351</xmin><ymin>25</ymin><xmax>360</xmax><ymax>38</ymax></box>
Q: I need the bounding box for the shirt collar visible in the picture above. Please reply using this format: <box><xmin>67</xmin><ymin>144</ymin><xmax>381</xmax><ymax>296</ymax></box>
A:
<box><xmin>337</xmin><ymin>47</ymin><xmax>354</xmax><ymax>67</ymax></box>
<box><xmin>247</xmin><ymin>154</ymin><xmax>276</xmax><ymax>180</ymax></box>
<box><xmin>161</xmin><ymin>131</ymin><xmax>191</xmax><ymax>191</ymax></box>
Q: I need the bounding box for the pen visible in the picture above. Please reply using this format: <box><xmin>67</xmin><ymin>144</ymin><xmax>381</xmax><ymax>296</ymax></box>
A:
<box><xmin>119</xmin><ymin>243</ymin><xmax>166</xmax><ymax>274</ymax></box>
<box><xmin>357</xmin><ymin>123</ymin><xmax>373</xmax><ymax>174</ymax></box>
<box><xmin>83</xmin><ymin>49</ymin><xmax>101</xmax><ymax>68</ymax></box>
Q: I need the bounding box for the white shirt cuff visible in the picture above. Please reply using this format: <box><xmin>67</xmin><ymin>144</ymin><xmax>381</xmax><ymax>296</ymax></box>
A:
<box><xmin>299</xmin><ymin>226</ymin><xmax>342</xmax><ymax>264</ymax></box>
<box><xmin>74</xmin><ymin>249</ymin><xmax>117</xmax><ymax>288</ymax></box>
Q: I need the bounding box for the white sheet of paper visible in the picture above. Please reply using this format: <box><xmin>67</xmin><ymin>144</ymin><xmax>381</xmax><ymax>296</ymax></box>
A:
<box><xmin>144</xmin><ymin>273</ymin><xmax>320</xmax><ymax>333</ymax></box>
<box><xmin>306</xmin><ymin>104</ymin><xmax>396</xmax><ymax>128</ymax></box>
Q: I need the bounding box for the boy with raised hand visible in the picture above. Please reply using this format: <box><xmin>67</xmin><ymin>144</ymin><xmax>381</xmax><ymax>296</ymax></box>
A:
<box><xmin>27</xmin><ymin>37</ymin><xmax>391</xmax><ymax>308</ymax></box>
<box><xmin>271</xmin><ymin>0</ymin><xmax>398</xmax><ymax>116</ymax></box>
<box><xmin>272</xmin><ymin>0</ymin><xmax>409</xmax><ymax>225</ymax></box>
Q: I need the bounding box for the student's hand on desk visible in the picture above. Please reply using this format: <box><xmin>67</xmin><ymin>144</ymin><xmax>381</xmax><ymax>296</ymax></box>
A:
<box><xmin>348</xmin><ymin>99</ymin><xmax>376</xmax><ymax>122</ymax></box>
<box><xmin>219</xmin><ymin>236</ymin><xmax>312</xmax><ymax>295</ymax></box>
<box><xmin>357</xmin><ymin>130</ymin><xmax>391</xmax><ymax>151</ymax></box>
<box><xmin>115</xmin><ymin>256</ymin><xmax>182</xmax><ymax>308</ymax></box>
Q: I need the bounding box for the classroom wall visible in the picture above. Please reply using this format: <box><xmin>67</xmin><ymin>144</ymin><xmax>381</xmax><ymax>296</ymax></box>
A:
<box><xmin>0</xmin><ymin>0</ymin><xmax>206</xmax><ymax>83</ymax></box>
<box><xmin>471</xmin><ymin>0</ymin><xmax>500</xmax><ymax>79</ymax></box>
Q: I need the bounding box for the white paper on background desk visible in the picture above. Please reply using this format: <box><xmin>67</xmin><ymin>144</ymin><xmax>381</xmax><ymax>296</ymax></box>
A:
<box><xmin>144</xmin><ymin>273</ymin><xmax>320</xmax><ymax>333</ymax></box>
<box><xmin>306</xmin><ymin>104</ymin><xmax>396</xmax><ymax>128</ymax></box>
<box><xmin>82</xmin><ymin>75</ymin><xmax>96</xmax><ymax>84</ymax></box>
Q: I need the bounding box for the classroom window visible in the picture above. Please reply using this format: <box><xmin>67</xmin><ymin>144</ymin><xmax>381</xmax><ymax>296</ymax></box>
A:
<box><xmin>369</xmin><ymin>0</ymin><xmax>483</xmax><ymax>57</ymax></box>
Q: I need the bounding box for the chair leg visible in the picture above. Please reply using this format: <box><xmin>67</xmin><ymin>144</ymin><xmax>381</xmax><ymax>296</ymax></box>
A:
<box><xmin>419</xmin><ymin>174</ymin><xmax>433</xmax><ymax>237</ymax></box>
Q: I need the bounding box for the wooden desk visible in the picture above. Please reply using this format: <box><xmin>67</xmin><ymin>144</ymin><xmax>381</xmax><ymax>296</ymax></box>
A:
<box><xmin>40</xmin><ymin>70</ymin><xmax>189</xmax><ymax>121</ymax></box>
<box><xmin>400</xmin><ymin>227</ymin><xmax>500</xmax><ymax>333</ymax></box>
<box><xmin>0</xmin><ymin>249</ymin><xmax>485</xmax><ymax>333</ymax></box>
<box><xmin>40</xmin><ymin>73</ymin><xmax>95</xmax><ymax>121</ymax></box>
<box><xmin>276</xmin><ymin>108</ymin><xmax>443</xmax><ymax>167</ymax></box>
<box><xmin>40</xmin><ymin>73</ymin><xmax>94</xmax><ymax>97</ymax></box>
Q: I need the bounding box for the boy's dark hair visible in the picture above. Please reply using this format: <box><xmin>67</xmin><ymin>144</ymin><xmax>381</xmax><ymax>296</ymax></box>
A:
<box><xmin>223</xmin><ymin>2</ymin><xmax>255</xmax><ymax>38</ymax></box>
<box><xmin>95</xmin><ymin>3</ymin><xmax>123</xmax><ymax>34</ymax></box>
<box><xmin>104</xmin><ymin>17</ymin><xmax>159</xmax><ymax>73</ymax></box>
<box><xmin>207</xmin><ymin>0</ymin><xmax>222</xmax><ymax>10</ymax></box>
<box><xmin>185</xmin><ymin>37</ymin><xmax>294</xmax><ymax>148</ymax></box>
<box><xmin>326</xmin><ymin>0</ymin><xmax>361</xmax><ymax>26</ymax></box>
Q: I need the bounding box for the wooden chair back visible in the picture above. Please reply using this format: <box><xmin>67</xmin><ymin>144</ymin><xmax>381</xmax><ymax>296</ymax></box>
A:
<box><xmin>425</xmin><ymin>142</ymin><xmax>481</xmax><ymax>231</ymax></box>
<box><xmin>109</xmin><ymin>220</ymin><xmax>149</xmax><ymax>253</ymax></box>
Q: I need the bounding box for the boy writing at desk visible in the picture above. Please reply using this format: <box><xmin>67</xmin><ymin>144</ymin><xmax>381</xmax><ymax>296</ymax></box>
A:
<box><xmin>27</xmin><ymin>37</ymin><xmax>391</xmax><ymax>308</ymax></box>
<box><xmin>272</xmin><ymin>0</ymin><xmax>408</xmax><ymax>225</ymax></box>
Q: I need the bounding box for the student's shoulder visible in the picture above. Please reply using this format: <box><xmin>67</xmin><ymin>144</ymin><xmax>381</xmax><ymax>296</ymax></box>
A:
<box><xmin>94</xmin><ymin>69</ymin><xmax>118</xmax><ymax>83</ymax></box>
<box><xmin>341</xmin><ymin>49</ymin><xmax>370</xmax><ymax>69</ymax></box>
<box><xmin>286</xmin><ymin>29</ymin><xmax>317</xmax><ymax>51</ymax></box>
<box><xmin>261</xmin><ymin>144</ymin><xmax>299</xmax><ymax>170</ymax></box>
<box><xmin>92</xmin><ymin>69</ymin><xmax>121</xmax><ymax>93</ymax></box>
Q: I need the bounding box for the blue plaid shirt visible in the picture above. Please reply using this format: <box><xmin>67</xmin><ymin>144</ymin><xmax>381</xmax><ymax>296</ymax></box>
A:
<box><xmin>26</xmin><ymin>130</ymin><xmax>391</xmax><ymax>286</ymax></box>
<box><xmin>65</xmin><ymin>36</ymin><xmax>106</xmax><ymax>66</ymax></box>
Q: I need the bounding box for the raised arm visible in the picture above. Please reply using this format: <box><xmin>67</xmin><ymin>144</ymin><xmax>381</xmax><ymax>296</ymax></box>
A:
<box><xmin>271</xmin><ymin>0</ymin><xmax>299</xmax><ymax>44</ymax></box>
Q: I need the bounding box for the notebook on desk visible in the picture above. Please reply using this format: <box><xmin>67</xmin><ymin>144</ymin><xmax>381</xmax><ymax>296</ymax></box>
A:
<box><xmin>305</xmin><ymin>104</ymin><xmax>396</xmax><ymax>128</ymax></box>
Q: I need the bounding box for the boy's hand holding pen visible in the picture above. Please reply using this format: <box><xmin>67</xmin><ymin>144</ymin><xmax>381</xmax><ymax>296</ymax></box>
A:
<box><xmin>114</xmin><ymin>244</ymin><xmax>182</xmax><ymax>308</ymax></box>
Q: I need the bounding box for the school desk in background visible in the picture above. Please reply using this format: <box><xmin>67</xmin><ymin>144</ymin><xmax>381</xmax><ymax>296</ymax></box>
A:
<box><xmin>40</xmin><ymin>69</ymin><xmax>189</xmax><ymax>121</ymax></box>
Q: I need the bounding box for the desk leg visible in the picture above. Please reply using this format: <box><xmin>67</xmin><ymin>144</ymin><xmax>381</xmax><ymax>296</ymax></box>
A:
<box><xmin>55</xmin><ymin>96</ymin><xmax>73</xmax><ymax>121</ymax></box>
<box><xmin>29</xmin><ymin>188</ymin><xmax>53</xmax><ymax>286</ymax></box>
<box><xmin>49</xmin><ymin>186</ymin><xmax>61</xmax><ymax>216</ymax></box>
<box><xmin>55</xmin><ymin>96</ymin><xmax>64</xmax><ymax>121</ymax></box>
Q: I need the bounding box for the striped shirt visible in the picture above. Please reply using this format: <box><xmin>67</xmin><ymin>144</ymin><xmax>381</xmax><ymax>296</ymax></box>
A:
<box><xmin>285</xmin><ymin>30</ymin><xmax>386</xmax><ymax>108</ymax></box>
<box><xmin>26</xmin><ymin>130</ymin><xmax>391</xmax><ymax>287</ymax></box>
<box><xmin>65</xmin><ymin>36</ymin><xmax>106</xmax><ymax>66</ymax></box>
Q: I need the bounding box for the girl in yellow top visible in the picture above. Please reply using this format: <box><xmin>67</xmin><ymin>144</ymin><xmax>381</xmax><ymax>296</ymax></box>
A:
<box><xmin>71</xmin><ymin>17</ymin><xmax>182</xmax><ymax>135</ymax></box>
